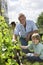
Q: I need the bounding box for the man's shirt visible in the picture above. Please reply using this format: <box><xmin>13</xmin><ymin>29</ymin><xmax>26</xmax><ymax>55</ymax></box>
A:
<box><xmin>14</xmin><ymin>20</ymin><xmax>38</xmax><ymax>38</ymax></box>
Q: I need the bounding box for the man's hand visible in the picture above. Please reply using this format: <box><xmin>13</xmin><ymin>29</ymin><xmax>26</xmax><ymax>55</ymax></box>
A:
<box><xmin>12</xmin><ymin>38</ymin><xmax>15</xmax><ymax>42</ymax></box>
<box><xmin>12</xmin><ymin>38</ymin><xmax>17</xmax><ymax>43</ymax></box>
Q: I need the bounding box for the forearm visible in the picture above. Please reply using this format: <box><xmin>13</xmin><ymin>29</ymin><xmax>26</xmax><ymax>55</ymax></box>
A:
<box><xmin>27</xmin><ymin>30</ymin><xmax>38</xmax><ymax>40</ymax></box>
<box><xmin>20</xmin><ymin>46</ymin><xmax>28</xmax><ymax>49</ymax></box>
<box><xmin>14</xmin><ymin>34</ymin><xmax>17</xmax><ymax>40</ymax></box>
<box><xmin>28</xmin><ymin>30</ymin><xmax>38</xmax><ymax>36</ymax></box>
<box><xmin>32</xmin><ymin>30</ymin><xmax>38</xmax><ymax>34</ymax></box>
<box><xmin>12</xmin><ymin>34</ymin><xmax>17</xmax><ymax>42</ymax></box>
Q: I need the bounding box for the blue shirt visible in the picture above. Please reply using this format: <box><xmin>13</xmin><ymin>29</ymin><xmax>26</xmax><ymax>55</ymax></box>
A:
<box><xmin>28</xmin><ymin>43</ymin><xmax>43</xmax><ymax>60</ymax></box>
<box><xmin>14</xmin><ymin>20</ymin><xmax>38</xmax><ymax>38</ymax></box>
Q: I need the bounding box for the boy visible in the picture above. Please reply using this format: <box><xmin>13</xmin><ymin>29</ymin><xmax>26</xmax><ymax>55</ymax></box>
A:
<box><xmin>21</xmin><ymin>33</ymin><xmax>43</xmax><ymax>62</ymax></box>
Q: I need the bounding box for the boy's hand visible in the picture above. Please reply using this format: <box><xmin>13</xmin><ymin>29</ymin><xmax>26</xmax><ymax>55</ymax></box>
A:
<box><xmin>34</xmin><ymin>53</ymin><xmax>39</xmax><ymax>57</ymax></box>
<box><xmin>20</xmin><ymin>45</ymin><xmax>25</xmax><ymax>49</ymax></box>
<box><xmin>26</xmin><ymin>53</ymin><xmax>34</xmax><ymax>56</ymax></box>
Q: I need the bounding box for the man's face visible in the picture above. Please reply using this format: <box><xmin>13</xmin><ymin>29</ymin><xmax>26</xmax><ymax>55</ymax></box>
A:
<box><xmin>19</xmin><ymin>16</ymin><xmax>26</xmax><ymax>26</ymax></box>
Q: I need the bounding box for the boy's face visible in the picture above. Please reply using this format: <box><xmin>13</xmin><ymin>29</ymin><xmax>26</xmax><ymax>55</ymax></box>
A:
<box><xmin>32</xmin><ymin>37</ymin><xmax>39</xmax><ymax>45</ymax></box>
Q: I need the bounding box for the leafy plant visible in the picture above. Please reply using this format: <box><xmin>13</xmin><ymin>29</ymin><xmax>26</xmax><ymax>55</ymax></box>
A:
<box><xmin>0</xmin><ymin>16</ymin><xmax>19</xmax><ymax>65</ymax></box>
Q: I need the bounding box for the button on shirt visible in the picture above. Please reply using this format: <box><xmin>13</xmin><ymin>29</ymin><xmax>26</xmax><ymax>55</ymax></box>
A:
<box><xmin>28</xmin><ymin>43</ymin><xmax>43</xmax><ymax>60</ymax></box>
<box><xmin>14</xmin><ymin>20</ymin><xmax>38</xmax><ymax>38</ymax></box>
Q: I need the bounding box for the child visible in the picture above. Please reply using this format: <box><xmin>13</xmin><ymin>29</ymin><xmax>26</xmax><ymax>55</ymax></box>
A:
<box><xmin>10</xmin><ymin>21</ymin><xmax>16</xmax><ymax>31</ymax></box>
<box><xmin>10</xmin><ymin>21</ymin><xmax>16</xmax><ymax>42</ymax></box>
<box><xmin>21</xmin><ymin>33</ymin><xmax>43</xmax><ymax>62</ymax></box>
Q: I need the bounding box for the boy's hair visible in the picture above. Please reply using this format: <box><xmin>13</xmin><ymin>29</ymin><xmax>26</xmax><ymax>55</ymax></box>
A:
<box><xmin>11</xmin><ymin>21</ymin><xmax>16</xmax><ymax>26</ymax></box>
<box><xmin>31</xmin><ymin>33</ymin><xmax>40</xmax><ymax>41</ymax></box>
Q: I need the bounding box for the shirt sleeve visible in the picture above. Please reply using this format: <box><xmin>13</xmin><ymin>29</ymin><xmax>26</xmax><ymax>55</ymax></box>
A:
<box><xmin>28</xmin><ymin>43</ymin><xmax>33</xmax><ymax>50</ymax></box>
<box><xmin>32</xmin><ymin>21</ymin><xmax>38</xmax><ymax>31</ymax></box>
<box><xmin>35</xmin><ymin>45</ymin><xmax>42</xmax><ymax>55</ymax></box>
<box><xmin>14</xmin><ymin>24</ymin><xmax>20</xmax><ymax>35</ymax></box>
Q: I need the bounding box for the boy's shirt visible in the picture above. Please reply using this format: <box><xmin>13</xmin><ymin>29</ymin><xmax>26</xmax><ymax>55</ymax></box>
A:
<box><xmin>28</xmin><ymin>43</ymin><xmax>43</xmax><ymax>60</ymax></box>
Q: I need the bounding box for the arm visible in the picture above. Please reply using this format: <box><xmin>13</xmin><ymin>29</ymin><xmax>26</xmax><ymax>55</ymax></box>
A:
<box><xmin>14</xmin><ymin>24</ymin><xmax>20</xmax><ymax>41</ymax></box>
<box><xmin>26</xmin><ymin>53</ymin><xmax>40</xmax><ymax>57</ymax></box>
<box><xmin>12</xmin><ymin>34</ymin><xmax>18</xmax><ymax>42</ymax></box>
<box><xmin>28</xmin><ymin>30</ymin><xmax>38</xmax><ymax>38</ymax></box>
<box><xmin>25</xmin><ymin>30</ymin><xmax>38</xmax><ymax>41</ymax></box>
<box><xmin>14</xmin><ymin>34</ymin><xmax>17</xmax><ymax>40</ymax></box>
<box><xmin>20</xmin><ymin>45</ymin><xmax>28</xmax><ymax>49</ymax></box>
<box><xmin>26</xmin><ymin>21</ymin><xmax>38</xmax><ymax>41</ymax></box>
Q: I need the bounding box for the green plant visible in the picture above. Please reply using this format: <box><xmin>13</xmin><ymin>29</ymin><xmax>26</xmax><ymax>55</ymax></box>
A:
<box><xmin>0</xmin><ymin>16</ymin><xmax>19</xmax><ymax>65</ymax></box>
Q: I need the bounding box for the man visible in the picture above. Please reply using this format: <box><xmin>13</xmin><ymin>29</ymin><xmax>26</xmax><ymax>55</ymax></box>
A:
<box><xmin>14</xmin><ymin>13</ymin><xmax>38</xmax><ymax>53</ymax></box>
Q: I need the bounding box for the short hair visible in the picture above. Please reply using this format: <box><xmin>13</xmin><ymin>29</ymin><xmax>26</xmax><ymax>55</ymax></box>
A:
<box><xmin>11</xmin><ymin>21</ymin><xmax>16</xmax><ymax>26</ymax></box>
<box><xmin>18</xmin><ymin>13</ymin><xmax>26</xmax><ymax>20</ymax></box>
<box><xmin>31</xmin><ymin>33</ymin><xmax>40</xmax><ymax>41</ymax></box>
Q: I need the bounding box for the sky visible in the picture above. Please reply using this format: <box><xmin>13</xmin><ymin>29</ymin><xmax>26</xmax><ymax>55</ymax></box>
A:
<box><xmin>7</xmin><ymin>0</ymin><xmax>43</xmax><ymax>24</ymax></box>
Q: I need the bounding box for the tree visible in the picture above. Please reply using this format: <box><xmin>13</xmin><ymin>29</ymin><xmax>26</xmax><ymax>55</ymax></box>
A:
<box><xmin>37</xmin><ymin>12</ymin><xmax>43</xmax><ymax>41</ymax></box>
<box><xmin>37</xmin><ymin>12</ymin><xmax>43</xmax><ymax>27</ymax></box>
